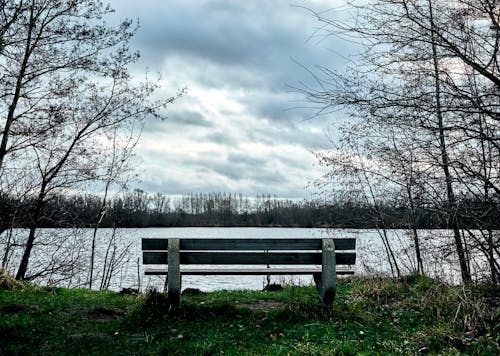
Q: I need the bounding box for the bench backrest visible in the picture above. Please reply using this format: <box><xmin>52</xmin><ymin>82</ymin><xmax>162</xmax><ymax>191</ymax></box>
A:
<box><xmin>142</xmin><ymin>238</ymin><xmax>356</xmax><ymax>266</ymax></box>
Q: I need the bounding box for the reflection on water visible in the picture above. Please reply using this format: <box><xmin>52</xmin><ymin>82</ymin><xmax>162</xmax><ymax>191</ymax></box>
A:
<box><xmin>1</xmin><ymin>227</ymin><xmax>487</xmax><ymax>291</ymax></box>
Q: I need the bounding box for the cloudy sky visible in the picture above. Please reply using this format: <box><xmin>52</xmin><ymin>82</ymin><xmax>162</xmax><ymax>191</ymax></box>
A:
<box><xmin>108</xmin><ymin>0</ymin><xmax>353</xmax><ymax>199</ymax></box>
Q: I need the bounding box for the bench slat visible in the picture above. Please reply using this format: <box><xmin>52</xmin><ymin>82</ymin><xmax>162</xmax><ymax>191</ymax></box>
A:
<box><xmin>144</xmin><ymin>268</ymin><xmax>355</xmax><ymax>275</ymax></box>
<box><xmin>142</xmin><ymin>238</ymin><xmax>356</xmax><ymax>251</ymax></box>
<box><xmin>186</xmin><ymin>252</ymin><xmax>321</xmax><ymax>264</ymax></box>
<box><xmin>143</xmin><ymin>251</ymin><xmax>356</xmax><ymax>265</ymax></box>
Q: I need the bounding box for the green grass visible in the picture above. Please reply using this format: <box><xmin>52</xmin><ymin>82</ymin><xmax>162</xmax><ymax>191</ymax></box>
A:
<box><xmin>0</xmin><ymin>276</ymin><xmax>498</xmax><ymax>355</ymax></box>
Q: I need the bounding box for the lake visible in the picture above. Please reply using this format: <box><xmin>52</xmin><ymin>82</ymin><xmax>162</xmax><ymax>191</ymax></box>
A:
<box><xmin>1</xmin><ymin>227</ymin><xmax>482</xmax><ymax>291</ymax></box>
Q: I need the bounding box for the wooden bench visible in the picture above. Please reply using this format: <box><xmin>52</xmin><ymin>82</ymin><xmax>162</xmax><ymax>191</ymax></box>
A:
<box><xmin>142</xmin><ymin>238</ymin><xmax>356</xmax><ymax>307</ymax></box>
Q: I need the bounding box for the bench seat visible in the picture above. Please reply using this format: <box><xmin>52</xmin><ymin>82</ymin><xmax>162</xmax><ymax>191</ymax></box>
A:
<box><xmin>144</xmin><ymin>267</ymin><xmax>355</xmax><ymax>275</ymax></box>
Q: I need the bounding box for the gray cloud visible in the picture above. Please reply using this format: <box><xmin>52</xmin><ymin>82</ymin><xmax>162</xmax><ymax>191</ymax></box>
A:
<box><xmin>204</xmin><ymin>131</ymin><xmax>239</xmax><ymax>146</ymax></box>
<box><xmin>185</xmin><ymin>159</ymin><xmax>289</xmax><ymax>189</ymax></box>
<box><xmin>133</xmin><ymin>2</ymin><xmax>296</xmax><ymax>67</ymax></box>
<box><xmin>144</xmin><ymin>110</ymin><xmax>214</xmax><ymax>133</ymax></box>
<box><xmin>109</xmin><ymin>0</ymin><xmax>349</xmax><ymax>198</ymax></box>
<box><xmin>227</xmin><ymin>153</ymin><xmax>267</xmax><ymax>167</ymax></box>
<box><xmin>237</xmin><ymin>89</ymin><xmax>312</xmax><ymax>123</ymax></box>
<box><xmin>167</xmin><ymin>110</ymin><xmax>214</xmax><ymax>128</ymax></box>
<box><xmin>117</xmin><ymin>0</ymin><xmax>351</xmax><ymax>86</ymax></box>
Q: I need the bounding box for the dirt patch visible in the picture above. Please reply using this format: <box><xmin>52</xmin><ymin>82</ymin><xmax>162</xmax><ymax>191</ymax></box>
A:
<box><xmin>238</xmin><ymin>300</ymin><xmax>284</xmax><ymax>311</ymax></box>
<box><xmin>63</xmin><ymin>307</ymin><xmax>86</xmax><ymax>314</ymax></box>
<box><xmin>68</xmin><ymin>332</ymin><xmax>145</xmax><ymax>341</ymax></box>
<box><xmin>68</xmin><ymin>333</ymin><xmax>112</xmax><ymax>340</ymax></box>
<box><xmin>128</xmin><ymin>333</ymin><xmax>146</xmax><ymax>341</ymax></box>
<box><xmin>182</xmin><ymin>288</ymin><xmax>206</xmax><ymax>296</ymax></box>
<box><xmin>64</xmin><ymin>307</ymin><xmax>127</xmax><ymax>320</ymax></box>
<box><xmin>119</xmin><ymin>288</ymin><xmax>139</xmax><ymax>295</ymax></box>
<box><xmin>262</xmin><ymin>284</ymin><xmax>283</xmax><ymax>292</ymax></box>
<box><xmin>86</xmin><ymin>307</ymin><xmax>127</xmax><ymax>320</ymax></box>
<box><xmin>0</xmin><ymin>326</ymin><xmax>13</xmax><ymax>338</ymax></box>
<box><xmin>0</xmin><ymin>304</ymin><xmax>39</xmax><ymax>313</ymax></box>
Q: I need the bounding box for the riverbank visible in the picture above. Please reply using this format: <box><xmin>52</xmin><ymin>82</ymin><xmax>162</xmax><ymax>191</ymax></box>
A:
<box><xmin>1</xmin><ymin>275</ymin><xmax>498</xmax><ymax>355</ymax></box>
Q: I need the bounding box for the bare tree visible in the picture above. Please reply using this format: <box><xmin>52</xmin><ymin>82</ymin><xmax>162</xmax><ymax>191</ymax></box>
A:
<box><xmin>300</xmin><ymin>0</ymin><xmax>499</xmax><ymax>283</ymax></box>
<box><xmin>0</xmin><ymin>1</ymin><xmax>24</xmax><ymax>54</ymax></box>
<box><xmin>99</xmin><ymin>227</ymin><xmax>132</xmax><ymax>290</ymax></box>
<box><xmin>1</xmin><ymin>1</ymin><xmax>135</xmax><ymax>170</ymax></box>
<box><xmin>0</xmin><ymin>0</ymin><xmax>182</xmax><ymax>280</ymax></box>
<box><xmin>88</xmin><ymin>127</ymin><xmax>138</xmax><ymax>289</ymax></box>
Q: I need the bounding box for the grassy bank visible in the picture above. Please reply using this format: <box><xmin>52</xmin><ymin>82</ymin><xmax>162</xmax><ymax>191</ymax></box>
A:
<box><xmin>0</xmin><ymin>275</ymin><xmax>498</xmax><ymax>355</ymax></box>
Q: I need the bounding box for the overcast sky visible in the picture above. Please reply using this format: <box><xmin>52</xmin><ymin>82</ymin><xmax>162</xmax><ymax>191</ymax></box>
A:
<box><xmin>108</xmin><ymin>0</ymin><xmax>352</xmax><ymax>199</ymax></box>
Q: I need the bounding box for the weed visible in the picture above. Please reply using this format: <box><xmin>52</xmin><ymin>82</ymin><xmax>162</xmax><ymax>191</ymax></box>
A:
<box><xmin>0</xmin><ymin>268</ymin><xmax>23</xmax><ymax>290</ymax></box>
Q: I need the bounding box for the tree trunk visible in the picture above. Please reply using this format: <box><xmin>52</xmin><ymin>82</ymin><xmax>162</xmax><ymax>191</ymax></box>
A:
<box><xmin>15</xmin><ymin>187</ymin><xmax>45</xmax><ymax>280</ymax></box>
<box><xmin>428</xmin><ymin>0</ymin><xmax>471</xmax><ymax>283</ymax></box>
<box><xmin>0</xmin><ymin>1</ymin><xmax>35</xmax><ymax>171</ymax></box>
<box><xmin>403</xmin><ymin>149</ymin><xmax>424</xmax><ymax>275</ymax></box>
<box><xmin>89</xmin><ymin>191</ymin><xmax>108</xmax><ymax>289</ymax></box>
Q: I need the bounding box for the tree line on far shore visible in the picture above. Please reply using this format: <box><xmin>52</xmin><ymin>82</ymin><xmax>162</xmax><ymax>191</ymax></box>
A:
<box><xmin>1</xmin><ymin>190</ymin><xmax>498</xmax><ymax>230</ymax></box>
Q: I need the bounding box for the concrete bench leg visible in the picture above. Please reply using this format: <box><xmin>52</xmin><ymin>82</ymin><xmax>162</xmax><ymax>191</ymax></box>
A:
<box><xmin>313</xmin><ymin>239</ymin><xmax>336</xmax><ymax>305</ymax></box>
<box><xmin>167</xmin><ymin>238</ymin><xmax>181</xmax><ymax>308</ymax></box>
